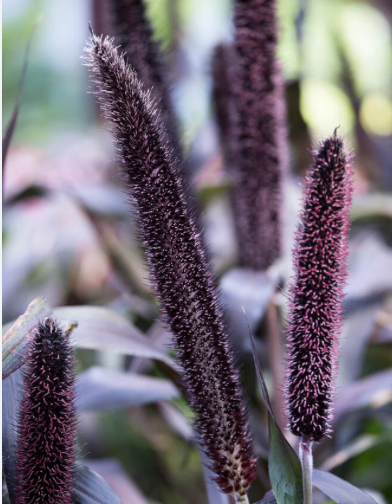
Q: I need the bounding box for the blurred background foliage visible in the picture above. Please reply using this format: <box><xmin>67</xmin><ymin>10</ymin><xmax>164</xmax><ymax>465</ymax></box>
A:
<box><xmin>3</xmin><ymin>0</ymin><xmax>392</xmax><ymax>503</ymax></box>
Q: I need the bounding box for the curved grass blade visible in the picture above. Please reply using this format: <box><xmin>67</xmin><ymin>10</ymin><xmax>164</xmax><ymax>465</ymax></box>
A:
<box><xmin>73</xmin><ymin>464</ymin><xmax>124</xmax><ymax>504</ymax></box>
<box><xmin>313</xmin><ymin>469</ymin><xmax>377</xmax><ymax>504</ymax></box>
<box><xmin>2</xmin><ymin>29</ymin><xmax>34</xmax><ymax>177</ymax></box>
<box><xmin>254</xmin><ymin>490</ymin><xmax>277</xmax><ymax>504</ymax></box>
<box><xmin>54</xmin><ymin>306</ymin><xmax>179</xmax><ymax>371</ymax></box>
<box><xmin>76</xmin><ymin>367</ymin><xmax>179</xmax><ymax>412</ymax></box>
<box><xmin>2</xmin><ymin>487</ymin><xmax>11</xmax><ymax>504</ymax></box>
<box><xmin>2</xmin><ymin>368</ymin><xmax>24</xmax><ymax>504</ymax></box>
<box><xmin>221</xmin><ymin>268</ymin><xmax>280</xmax><ymax>350</ymax></box>
<box><xmin>319</xmin><ymin>435</ymin><xmax>381</xmax><ymax>472</ymax></box>
<box><xmin>83</xmin><ymin>459</ymin><xmax>149</xmax><ymax>504</ymax></box>
<box><xmin>334</xmin><ymin>368</ymin><xmax>392</xmax><ymax>423</ymax></box>
<box><xmin>199</xmin><ymin>449</ymin><xmax>231</xmax><ymax>504</ymax></box>
<box><xmin>2</xmin><ymin>297</ymin><xmax>51</xmax><ymax>380</ymax></box>
<box><xmin>248</xmin><ymin>320</ymin><xmax>303</xmax><ymax>504</ymax></box>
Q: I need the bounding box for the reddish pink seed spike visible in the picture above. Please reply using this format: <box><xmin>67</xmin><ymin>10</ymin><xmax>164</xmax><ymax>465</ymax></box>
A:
<box><xmin>16</xmin><ymin>318</ymin><xmax>76</xmax><ymax>504</ymax></box>
<box><xmin>83</xmin><ymin>33</ymin><xmax>256</xmax><ymax>498</ymax></box>
<box><xmin>285</xmin><ymin>132</ymin><xmax>353</xmax><ymax>442</ymax></box>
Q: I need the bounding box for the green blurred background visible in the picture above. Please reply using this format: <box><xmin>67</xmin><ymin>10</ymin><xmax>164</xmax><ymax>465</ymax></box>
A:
<box><xmin>4</xmin><ymin>0</ymin><xmax>392</xmax><ymax>148</ymax></box>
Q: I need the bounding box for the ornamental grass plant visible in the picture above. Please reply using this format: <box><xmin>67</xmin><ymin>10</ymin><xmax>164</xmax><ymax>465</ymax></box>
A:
<box><xmin>2</xmin><ymin>1</ymin><xmax>392</xmax><ymax>503</ymax></box>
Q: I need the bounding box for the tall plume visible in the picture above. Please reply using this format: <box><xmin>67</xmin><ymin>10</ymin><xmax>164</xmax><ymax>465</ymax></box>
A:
<box><xmin>211</xmin><ymin>43</ymin><xmax>238</xmax><ymax>169</ymax></box>
<box><xmin>233</xmin><ymin>0</ymin><xmax>288</xmax><ymax>270</ymax></box>
<box><xmin>16</xmin><ymin>318</ymin><xmax>76</xmax><ymax>504</ymax></box>
<box><xmin>285</xmin><ymin>132</ymin><xmax>353</xmax><ymax>443</ymax></box>
<box><xmin>108</xmin><ymin>0</ymin><xmax>181</xmax><ymax>155</ymax></box>
<box><xmin>211</xmin><ymin>43</ymin><xmax>245</xmax><ymax>253</ymax></box>
<box><xmin>84</xmin><ymin>34</ymin><xmax>256</xmax><ymax>499</ymax></box>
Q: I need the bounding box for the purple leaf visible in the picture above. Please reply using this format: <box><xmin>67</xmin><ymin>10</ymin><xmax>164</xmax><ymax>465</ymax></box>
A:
<box><xmin>253</xmin><ymin>490</ymin><xmax>277</xmax><ymax>503</ymax></box>
<box><xmin>221</xmin><ymin>267</ymin><xmax>280</xmax><ymax>350</ymax></box>
<box><xmin>83</xmin><ymin>459</ymin><xmax>148</xmax><ymax>504</ymax></box>
<box><xmin>312</xmin><ymin>469</ymin><xmax>377</xmax><ymax>504</ymax></box>
<box><xmin>76</xmin><ymin>367</ymin><xmax>179</xmax><ymax>411</ymax></box>
<box><xmin>2</xmin><ymin>368</ymin><xmax>24</xmax><ymax>504</ymax></box>
<box><xmin>334</xmin><ymin>369</ymin><xmax>392</xmax><ymax>423</ymax></box>
<box><xmin>73</xmin><ymin>464</ymin><xmax>124</xmax><ymax>504</ymax></box>
<box><xmin>2</xmin><ymin>297</ymin><xmax>51</xmax><ymax>380</ymax></box>
<box><xmin>54</xmin><ymin>306</ymin><xmax>179</xmax><ymax>371</ymax></box>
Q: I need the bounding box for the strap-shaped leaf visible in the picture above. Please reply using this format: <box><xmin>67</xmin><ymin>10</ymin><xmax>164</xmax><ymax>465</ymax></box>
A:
<box><xmin>254</xmin><ymin>490</ymin><xmax>277</xmax><ymax>503</ymax></box>
<box><xmin>2</xmin><ymin>297</ymin><xmax>51</xmax><ymax>380</ymax></box>
<box><xmin>2</xmin><ymin>369</ymin><xmax>24</xmax><ymax>504</ymax></box>
<box><xmin>249</xmin><ymin>327</ymin><xmax>303</xmax><ymax>504</ymax></box>
<box><xmin>200</xmin><ymin>450</ymin><xmax>231</xmax><ymax>504</ymax></box>
<box><xmin>73</xmin><ymin>464</ymin><xmax>124</xmax><ymax>504</ymax></box>
<box><xmin>54</xmin><ymin>306</ymin><xmax>179</xmax><ymax>371</ymax></box>
<box><xmin>221</xmin><ymin>268</ymin><xmax>280</xmax><ymax>350</ymax></box>
<box><xmin>83</xmin><ymin>459</ymin><xmax>149</xmax><ymax>504</ymax></box>
<box><xmin>2</xmin><ymin>31</ymin><xmax>33</xmax><ymax>172</ymax></box>
<box><xmin>4</xmin><ymin>303</ymin><xmax>179</xmax><ymax>374</ymax></box>
<box><xmin>2</xmin><ymin>488</ymin><xmax>11</xmax><ymax>504</ymax></box>
<box><xmin>77</xmin><ymin>367</ymin><xmax>179</xmax><ymax>411</ymax></box>
<box><xmin>313</xmin><ymin>469</ymin><xmax>377</xmax><ymax>504</ymax></box>
<box><xmin>334</xmin><ymin>368</ymin><xmax>392</xmax><ymax>423</ymax></box>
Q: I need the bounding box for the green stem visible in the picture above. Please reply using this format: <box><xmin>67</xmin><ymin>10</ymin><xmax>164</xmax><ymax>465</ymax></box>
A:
<box><xmin>300</xmin><ymin>438</ymin><xmax>313</xmax><ymax>504</ymax></box>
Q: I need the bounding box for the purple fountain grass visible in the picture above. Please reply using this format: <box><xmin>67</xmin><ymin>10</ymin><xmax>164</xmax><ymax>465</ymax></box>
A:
<box><xmin>108</xmin><ymin>0</ymin><xmax>181</xmax><ymax>154</ymax></box>
<box><xmin>15</xmin><ymin>318</ymin><xmax>76</xmax><ymax>504</ymax></box>
<box><xmin>84</xmin><ymin>33</ymin><xmax>256</xmax><ymax>499</ymax></box>
<box><xmin>233</xmin><ymin>0</ymin><xmax>288</xmax><ymax>270</ymax></box>
<box><xmin>285</xmin><ymin>132</ymin><xmax>353</xmax><ymax>444</ymax></box>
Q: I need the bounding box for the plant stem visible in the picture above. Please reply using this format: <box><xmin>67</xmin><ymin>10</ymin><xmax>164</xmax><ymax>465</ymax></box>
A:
<box><xmin>299</xmin><ymin>437</ymin><xmax>313</xmax><ymax>504</ymax></box>
<box><xmin>267</xmin><ymin>297</ymin><xmax>285</xmax><ymax>430</ymax></box>
<box><xmin>236</xmin><ymin>494</ymin><xmax>250</xmax><ymax>504</ymax></box>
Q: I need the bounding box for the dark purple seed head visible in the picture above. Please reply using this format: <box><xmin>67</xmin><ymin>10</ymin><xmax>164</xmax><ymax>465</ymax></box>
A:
<box><xmin>211</xmin><ymin>43</ymin><xmax>239</xmax><ymax>168</ymax></box>
<box><xmin>285</xmin><ymin>132</ymin><xmax>353</xmax><ymax>442</ymax></box>
<box><xmin>84</xmin><ymin>33</ymin><xmax>256</xmax><ymax>497</ymax></box>
<box><xmin>15</xmin><ymin>318</ymin><xmax>76</xmax><ymax>504</ymax></box>
<box><xmin>233</xmin><ymin>0</ymin><xmax>288</xmax><ymax>270</ymax></box>
<box><xmin>108</xmin><ymin>0</ymin><xmax>181</xmax><ymax>155</ymax></box>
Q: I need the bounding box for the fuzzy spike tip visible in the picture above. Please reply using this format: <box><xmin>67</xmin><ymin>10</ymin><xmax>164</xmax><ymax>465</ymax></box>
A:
<box><xmin>108</xmin><ymin>0</ymin><xmax>181</xmax><ymax>155</ymax></box>
<box><xmin>232</xmin><ymin>0</ymin><xmax>288</xmax><ymax>270</ymax></box>
<box><xmin>15</xmin><ymin>318</ymin><xmax>76</xmax><ymax>504</ymax></box>
<box><xmin>83</xmin><ymin>33</ymin><xmax>256</xmax><ymax>497</ymax></box>
<box><xmin>285</xmin><ymin>133</ymin><xmax>353</xmax><ymax>442</ymax></box>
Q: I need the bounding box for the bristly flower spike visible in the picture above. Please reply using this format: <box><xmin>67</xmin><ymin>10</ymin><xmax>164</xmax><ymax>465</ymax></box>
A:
<box><xmin>233</xmin><ymin>0</ymin><xmax>288</xmax><ymax>270</ymax></box>
<box><xmin>84</xmin><ymin>33</ymin><xmax>256</xmax><ymax>500</ymax></box>
<box><xmin>211</xmin><ymin>43</ymin><xmax>246</xmax><ymax>254</ymax></box>
<box><xmin>211</xmin><ymin>43</ymin><xmax>239</xmax><ymax>170</ymax></box>
<box><xmin>16</xmin><ymin>318</ymin><xmax>76</xmax><ymax>504</ymax></box>
<box><xmin>108</xmin><ymin>0</ymin><xmax>181</xmax><ymax>155</ymax></box>
<box><xmin>285</xmin><ymin>132</ymin><xmax>353</xmax><ymax>502</ymax></box>
<box><xmin>285</xmin><ymin>132</ymin><xmax>352</xmax><ymax>442</ymax></box>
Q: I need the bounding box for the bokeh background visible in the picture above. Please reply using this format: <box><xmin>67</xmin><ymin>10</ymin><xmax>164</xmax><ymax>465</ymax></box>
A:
<box><xmin>3</xmin><ymin>1</ymin><xmax>392</xmax><ymax>503</ymax></box>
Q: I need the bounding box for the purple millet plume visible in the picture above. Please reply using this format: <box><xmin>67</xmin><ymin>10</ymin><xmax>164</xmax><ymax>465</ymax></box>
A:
<box><xmin>108</xmin><ymin>0</ymin><xmax>181</xmax><ymax>155</ymax></box>
<box><xmin>15</xmin><ymin>318</ymin><xmax>76</xmax><ymax>504</ymax></box>
<box><xmin>285</xmin><ymin>133</ymin><xmax>353</xmax><ymax>443</ymax></box>
<box><xmin>233</xmin><ymin>0</ymin><xmax>288</xmax><ymax>270</ymax></box>
<box><xmin>211</xmin><ymin>43</ymin><xmax>247</xmax><ymax>265</ymax></box>
<box><xmin>211</xmin><ymin>43</ymin><xmax>239</xmax><ymax>169</ymax></box>
<box><xmin>84</xmin><ymin>34</ymin><xmax>256</xmax><ymax>498</ymax></box>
